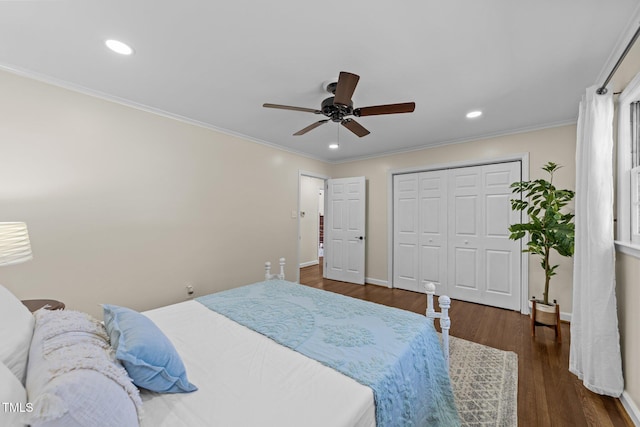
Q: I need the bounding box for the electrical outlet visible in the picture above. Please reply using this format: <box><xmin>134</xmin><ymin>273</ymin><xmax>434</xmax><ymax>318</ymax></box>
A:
<box><xmin>186</xmin><ymin>284</ymin><xmax>194</xmax><ymax>297</ymax></box>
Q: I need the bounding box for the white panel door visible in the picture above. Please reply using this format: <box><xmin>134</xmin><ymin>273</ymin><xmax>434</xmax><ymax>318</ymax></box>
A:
<box><xmin>482</xmin><ymin>162</ymin><xmax>521</xmax><ymax>310</ymax></box>
<box><xmin>325</xmin><ymin>177</ymin><xmax>366</xmax><ymax>284</ymax></box>
<box><xmin>447</xmin><ymin>162</ymin><xmax>521</xmax><ymax>310</ymax></box>
<box><xmin>393</xmin><ymin>174</ymin><xmax>420</xmax><ymax>291</ymax></box>
<box><xmin>393</xmin><ymin>170</ymin><xmax>448</xmax><ymax>294</ymax></box>
<box><xmin>448</xmin><ymin>166</ymin><xmax>483</xmax><ymax>303</ymax></box>
<box><xmin>392</xmin><ymin>161</ymin><xmax>522</xmax><ymax>310</ymax></box>
<box><xmin>418</xmin><ymin>171</ymin><xmax>448</xmax><ymax>295</ymax></box>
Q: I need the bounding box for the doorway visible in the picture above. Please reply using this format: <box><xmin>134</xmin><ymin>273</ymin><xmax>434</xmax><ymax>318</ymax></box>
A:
<box><xmin>297</xmin><ymin>172</ymin><xmax>367</xmax><ymax>286</ymax></box>
<box><xmin>323</xmin><ymin>176</ymin><xmax>366</xmax><ymax>284</ymax></box>
<box><xmin>299</xmin><ymin>175</ymin><xmax>326</xmax><ymax>268</ymax></box>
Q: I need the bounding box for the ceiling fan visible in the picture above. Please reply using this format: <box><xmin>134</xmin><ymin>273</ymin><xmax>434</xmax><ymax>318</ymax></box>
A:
<box><xmin>263</xmin><ymin>71</ymin><xmax>415</xmax><ymax>137</ymax></box>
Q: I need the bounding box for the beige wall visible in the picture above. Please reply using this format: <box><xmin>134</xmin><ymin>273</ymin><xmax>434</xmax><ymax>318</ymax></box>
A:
<box><xmin>331</xmin><ymin>125</ymin><xmax>577</xmax><ymax>312</ymax></box>
<box><xmin>616</xmin><ymin>253</ymin><xmax>640</xmax><ymax>409</ymax></box>
<box><xmin>0</xmin><ymin>69</ymin><xmax>330</xmax><ymax>318</ymax></box>
<box><xmin>609</xmin><ymin>35</ymin><xmax>640</xmax><ymax>417</ymax></box>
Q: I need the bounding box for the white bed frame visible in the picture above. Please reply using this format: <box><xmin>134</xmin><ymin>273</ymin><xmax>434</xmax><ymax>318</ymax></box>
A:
<box><xmin>265</xmin><ymin>258</ymin><xmax>452</xmax><ymax>370</ymax></box>
<box><xmin>264</xmin><ymin>257</ymin><xmax>286</xmax><ymax>280</ymax></box>
<box><xmin>425</xmin><ymin>282</ymin><xmax>451</xmax><ymax>370</ymax></box>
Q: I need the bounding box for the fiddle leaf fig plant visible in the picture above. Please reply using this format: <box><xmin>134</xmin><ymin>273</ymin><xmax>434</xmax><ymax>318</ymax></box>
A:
<box><xmin>508</xmin><ymin>162</ymin><xmax>575</xmax><ymax>306</ymax></box>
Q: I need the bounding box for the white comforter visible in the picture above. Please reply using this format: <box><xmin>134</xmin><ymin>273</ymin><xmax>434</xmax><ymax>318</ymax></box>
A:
<box><xmin>140</xmin><ymin>300</ymin><xmax>376</xmax><ymax>427</ymax></box>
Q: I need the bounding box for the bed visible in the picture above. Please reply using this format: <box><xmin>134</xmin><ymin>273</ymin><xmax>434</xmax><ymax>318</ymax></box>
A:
<box><xmin>0</xmin><ymin>259</ymin><xmax>459</xmax><ymax>427</ymax></box>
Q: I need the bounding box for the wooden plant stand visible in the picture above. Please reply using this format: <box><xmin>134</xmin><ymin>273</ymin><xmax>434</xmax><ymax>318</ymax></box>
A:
<box><xmin>530</xmin><ymin>300</ymin><xmax>562</xmax><ymax>343</ymax></box>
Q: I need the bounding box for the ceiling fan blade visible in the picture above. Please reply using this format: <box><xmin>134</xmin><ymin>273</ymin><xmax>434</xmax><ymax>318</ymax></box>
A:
<box><xmin>333</xmin><ymin>72</ymin><xmax>360</xmax><ymax>106</ymax></box>
<box><xmin>263</xmin><ymin>103</ymin><xmax>322</xmax><ymax>114</ymax></box>
<box><xmin>354</xmin><ymin>102</ymin><xmax>416</xmax><ymax>117</ymax></box>
<box><xmin>294</xmin><ymin>120</ymin><xmax>329</xmax><ymax>136</ymax></box>
<box><xmin>341</xmin><ymin>118</ymin><xmax>370</xmax><ymax>137</ymax></box>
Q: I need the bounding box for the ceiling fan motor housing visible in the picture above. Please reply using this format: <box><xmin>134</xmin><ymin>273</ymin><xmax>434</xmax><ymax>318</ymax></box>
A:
<box><xmin>324</xmin><ymin>81</ymin><xmax>338</xmax><ymax>94</ymax></box>
<box><xmin>321</xmin><ymin>96</ymin><xmax>353</xmax><ymax>122</ymax></box>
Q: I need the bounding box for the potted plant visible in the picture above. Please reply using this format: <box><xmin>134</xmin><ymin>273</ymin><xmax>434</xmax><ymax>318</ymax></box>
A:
<box><xmin>508</xmin><ymin>162</ymin><xmax>575</xmax><ymax>330</ymax></box>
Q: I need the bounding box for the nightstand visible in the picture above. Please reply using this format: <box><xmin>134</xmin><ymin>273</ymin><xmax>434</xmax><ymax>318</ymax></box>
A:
<box><xmin>21</xmin><ymin>299</ymin><xmax>65</xmax><ymax>313</ymax></box>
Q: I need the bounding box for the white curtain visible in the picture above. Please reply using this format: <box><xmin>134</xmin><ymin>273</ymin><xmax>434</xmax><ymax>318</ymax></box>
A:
<box><xmin>569</xmin><ymin>85</ymin><xmax>623</xmax><ymax>397</ymax></box>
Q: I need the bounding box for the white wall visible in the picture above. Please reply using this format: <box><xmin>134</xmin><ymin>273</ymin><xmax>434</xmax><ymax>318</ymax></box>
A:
<box><xmin>0</xmin><ymin>69</ymin><xmax>330</xmax><ymax>318</ymax></box>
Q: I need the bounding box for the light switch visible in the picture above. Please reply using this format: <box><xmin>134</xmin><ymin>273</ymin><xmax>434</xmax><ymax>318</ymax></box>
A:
<box><xmin>291</xmin><ymin>210</ymin><xmax>298</xmax><ymax>219</ymax></box>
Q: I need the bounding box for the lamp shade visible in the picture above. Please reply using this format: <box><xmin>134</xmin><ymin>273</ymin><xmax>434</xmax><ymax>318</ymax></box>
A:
<box><xmin>0</xmin><ymin>222</ymin><xmax>33</xmax><ymax>267</ymax></box>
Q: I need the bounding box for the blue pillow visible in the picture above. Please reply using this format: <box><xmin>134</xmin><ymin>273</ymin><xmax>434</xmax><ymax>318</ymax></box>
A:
<box><xmin>103</xmin><ymin>304</ymin><xmax>197</xmax><ymax>393</ymax></box>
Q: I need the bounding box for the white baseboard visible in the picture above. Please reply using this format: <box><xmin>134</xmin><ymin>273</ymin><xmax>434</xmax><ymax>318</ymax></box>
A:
<box><xmin>299</xmin><ymin>260</ymin><xmax>319</xmax><ymax>268</ymax></box>
<box><xmin>621</xmin><ymin>390</ymin><xmax>640</xmax><ymax>426</ymax></box>
<box><xmin>365</xmin><ymin>277</ymin><xmax>389</xmax><ymax>287</ymax></box>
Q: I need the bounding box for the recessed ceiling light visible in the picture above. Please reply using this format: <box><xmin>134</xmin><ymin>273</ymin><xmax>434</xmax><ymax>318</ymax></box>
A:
<box><xmin>466</xmin><ymin>110</ymin><xmax>482</xmax><ymax>119</ymax></box>
<box><xmin>329</xmin><ymin>143</ymin><xmax>339</xmax><ymax>150</ymax></box>
<box><xmin>105</xmin><ymin>39</ymin><xmax>134</xmax><ymax>55</ymax></box>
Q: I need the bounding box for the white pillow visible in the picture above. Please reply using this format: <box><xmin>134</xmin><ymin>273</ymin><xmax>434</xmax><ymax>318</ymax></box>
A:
<box><xmin>0</xmin><ymin>285</ymin><xmax>34</xmax><ymax>384</ymax></box>
<box><xmin>26</xmin><ymin>309</ymin><xmax>141</xmax><ymax>427</ymax></box>
<box><xmin>0</xmin><ymin>361</ymin><xmax>28</xmax><ymax>427</ymax></box>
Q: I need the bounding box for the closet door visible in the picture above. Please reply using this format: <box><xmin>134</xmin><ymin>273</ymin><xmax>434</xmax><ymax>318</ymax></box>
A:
<box><xmin>482</xmin><ymin>162</ymin><xmax>522</xmax><ymax>310</ymax></box>
<box><xmin>393</xmin><ymin>174</ymin><xmax>420</xmax><ymax>291</ymax></box>
<box><xmin>418</xmin><ymin>170</ymin><xmax>448</xmax><ymax>295</ymax></box>
<box><xmin>393</xmin><ymin>170</ymin><xmax>448</xmax><ymax>294</ymax></box>
<box><xmin>392</xmin><ymin>161</ymin><xmax>521</xmax><ymax>310</ymax></box>
<box><xmin>447</xmin><ymin>162</ymin><xmax>521</xmax><ymax>310</ymax></box>
<box><xmin>448</xmin><ymin>166</ymin><xmax>483</xmax><ymax>303</ymax></box>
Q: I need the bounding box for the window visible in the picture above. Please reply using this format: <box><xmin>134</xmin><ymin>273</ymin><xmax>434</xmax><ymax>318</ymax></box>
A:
<box><xmin>616</xmin><ymin>73</ymin><xmax>640</xmax><ymax>254</ymax></box>
<box><xmin>632</xmin><ymin>166</ymin><xmax>640</xmax><ymax>244</ymax></box>
<box><xmin>632</xmin><ymin>102</ymin><xmax>640</xmax><ymax>168</ymax></box>
<box><xmin>630</xmin><ymin>101</ymin><xmax>640</xmax><ymax>245</ymax></box>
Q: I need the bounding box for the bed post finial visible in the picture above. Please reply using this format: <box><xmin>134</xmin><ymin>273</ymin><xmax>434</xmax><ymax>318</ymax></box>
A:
<box><xmin>439</xmin><ymin>295</ymin><xmax>451</xmax><ymax>370</ymax></box>
<box><xmin>425</xmin><ymin>282</ymin><xmax>436</xmax><ymax>317</ymax></box>
<box><xmin>265</xmin><ymin>261</ymin><xmax>272</xmax><ymax>281</ymax></box>
<box><xmin>424</xmin><ymin>282</ymin><xmax>451</xmax><ymax>371</ymax></box>
<box><xmin>265</xmin><ymin>258</ymin><xmax>286</xmax><ymax>280</ymax></box>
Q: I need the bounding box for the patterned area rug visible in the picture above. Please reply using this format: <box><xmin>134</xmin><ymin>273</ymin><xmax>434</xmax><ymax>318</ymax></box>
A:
<box><xmin>448</xmin><ymin>336</ymin><xmax>518</xmax><ymax>427</ymax></box>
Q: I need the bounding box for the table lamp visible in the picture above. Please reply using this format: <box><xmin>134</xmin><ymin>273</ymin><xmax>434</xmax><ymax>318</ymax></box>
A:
<box><xmin>0</xmin><ymin>222</ymin><xmax>33</xmax><ymax>267</ymax></box>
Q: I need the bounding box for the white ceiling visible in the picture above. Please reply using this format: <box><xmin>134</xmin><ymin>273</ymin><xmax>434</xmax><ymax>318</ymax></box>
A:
<box><xmin>1</xmin><ymin>1</ymin><xmax>639</xmax><ymax>162</ymax></box>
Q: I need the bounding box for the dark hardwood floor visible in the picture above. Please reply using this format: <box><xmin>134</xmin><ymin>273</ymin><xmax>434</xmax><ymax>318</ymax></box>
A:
<box><xmin>299</xmin><ymin>262</ymin><xmax>633</xmax><ymax>427</ymax></box>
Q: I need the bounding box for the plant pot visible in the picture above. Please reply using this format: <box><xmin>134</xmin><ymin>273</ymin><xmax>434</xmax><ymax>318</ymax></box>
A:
<box><xmin>528</xmin><ymin>299</ymin><xmax>558</xmax><ymax>326</ymax></box>
<box><xmin>529</xmin><ymin>299</ymin><xmax>562</xmax><ymax>342</ymax></box>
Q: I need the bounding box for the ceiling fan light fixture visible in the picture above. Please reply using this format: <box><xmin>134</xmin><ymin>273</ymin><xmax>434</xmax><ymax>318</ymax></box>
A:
<box><xmin>263</xmin><ymin>71</ymin><xmax>415</xmax><ymax>138</ymax></box>
<box><xmin>466</xmin><ymin>110</ymin><xmax>482</xmax><ymax>119</ymax></box>
<box><xmin>105</xmin><ymin>39</ymin><xmax>134</xmax><ymax>55</ymax></box>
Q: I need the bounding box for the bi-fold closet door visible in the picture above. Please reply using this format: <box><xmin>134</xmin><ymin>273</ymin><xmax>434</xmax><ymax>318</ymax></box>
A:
<box><xmin>393</xmin><ymin>161</ymin><xmax>521</xmax><ymax>311</ymax></box>
<box><xmin>393</xmin><ymin>170</ymin><xmax>448</xmax><ymax>295</ymax></box>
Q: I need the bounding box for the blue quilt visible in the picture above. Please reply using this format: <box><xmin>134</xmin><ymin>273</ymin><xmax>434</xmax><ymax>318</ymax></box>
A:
<box><xmin>197</xmin><ymin>280</ymin><xmax>459</xmax><ymax>427</ymax></box>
